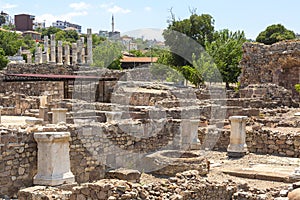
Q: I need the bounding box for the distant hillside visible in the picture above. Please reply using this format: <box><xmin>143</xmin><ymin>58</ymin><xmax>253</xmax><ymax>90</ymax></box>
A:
<box><xmin>123</xmin><ymin>28</ymin><xmax>164</xmax><ymax>42</ymax></box>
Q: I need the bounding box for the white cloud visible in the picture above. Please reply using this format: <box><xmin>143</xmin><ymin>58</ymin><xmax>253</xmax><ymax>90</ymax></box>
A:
<box><xmin>144</xmin><ymin>6</ymin><xmax>152</xmax><ymax>12</ymax></box>
<box><xmin>3</xmin><ymin>3</ymin><xmax>18</xmax><ymax>9</ymax></box>
<box><xmin>36</xmin><ymin>11</ymin><xmax>88</xmax><ymax>27</ymax></box>
<box><xmin>100</xmin><ymin>3</ymin><xmax>131</xmax><ymax>14</ymax></box>
<box><xmin>69</xmin><ymin>2</ymin><xmax>90</xmax><ymax>11</ymax></box>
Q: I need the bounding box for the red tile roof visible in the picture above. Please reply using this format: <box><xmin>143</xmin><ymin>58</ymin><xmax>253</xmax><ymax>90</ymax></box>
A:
<box><xmin>121</xmin><ymin>56</ymin><xmax>158</xmax><ymax>63</ymax></box>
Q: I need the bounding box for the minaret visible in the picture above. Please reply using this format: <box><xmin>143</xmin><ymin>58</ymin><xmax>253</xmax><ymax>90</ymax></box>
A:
<box><xmin>112</xmin><ymin>14</ymin><xmax>115</xmax><ymax>33</ymax></box>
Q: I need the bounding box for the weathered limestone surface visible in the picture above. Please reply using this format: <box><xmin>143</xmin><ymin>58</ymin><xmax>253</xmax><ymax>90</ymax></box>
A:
<box><xmin>33</xmin><ymin>132</ymin><xmax>75</xmax><ymax>186</ymax></box>
<box><xmin>227</xmin><ymin>116</ymin><xmax>248</xmax><ymax>158</ymax></box>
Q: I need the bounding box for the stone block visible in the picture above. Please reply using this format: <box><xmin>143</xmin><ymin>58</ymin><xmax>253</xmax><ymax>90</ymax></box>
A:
<box><xmin>105</xmin><ymin>168</ymin><xmax>141</xmax><ymax>183</ymax></box>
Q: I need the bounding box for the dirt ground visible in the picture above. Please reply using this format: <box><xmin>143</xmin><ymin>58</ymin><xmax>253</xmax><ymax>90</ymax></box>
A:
<box><xmin>141</xmin><ymin>151</ymin><xmax>297</xmax><ymax>191</ymax></box>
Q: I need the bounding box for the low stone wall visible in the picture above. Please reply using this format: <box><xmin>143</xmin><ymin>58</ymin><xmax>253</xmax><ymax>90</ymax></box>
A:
<box><xmin>18</xmin><ymin>170</ymin><xmax>238</xmax><ymax>200</ymax></box>
<box><xmin>198</xmin><ymin>127</ymin><xmax>300</xmax><ymax>157</ymax></box>
<box><xmin>0</xmin><ymin>119</ymin><xmax>183</xmax><ymax>198</ymax></box>
<box><xmin>6</xmin><ymin>63</ymin><xmax>79</xmax><ymax>75</ymax></box>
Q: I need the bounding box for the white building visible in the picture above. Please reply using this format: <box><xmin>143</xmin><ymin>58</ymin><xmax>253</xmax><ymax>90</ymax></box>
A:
<box><xmin>52</xmin><ymin>20</ymin><xmax>82</xmax><ymax>33</ymax></box>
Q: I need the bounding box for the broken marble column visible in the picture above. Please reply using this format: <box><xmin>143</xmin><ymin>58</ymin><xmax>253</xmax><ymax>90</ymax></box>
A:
<box><xmin>50</xmin><ymin>34</ymin><xmax>56</xmax><ymax>63</ymax></box>
<box><xmin>227</xmin><ymin>116</ymin><xmax>248</xmax><ymax>158</ymax></box>
<box><xmin>80</xmin><ymin>37</ymin><xmax>86</xmax><ymax>64</ymax></box>
<box><xmin>87</xmin><ymin>28</ymin><xmax>93</xmax><ymax>65</ymax></box>
<box><xmin>0</xmin><ymin>106</ymin><xmax>3</xmax><ymax>124</ymax></box>
<box><xmin>35</xmin><ymin>47</ymin><xmax>42</xmax><ymax>64</ymax></box>
<box><xmin>42</xmin><ymin>36</ymin><xmax>49</xmax><ymax>63</ymax></box>
<box><xmin>39</xmin><ymin>95</ymin><xmax>48</xmax><ymax>121</ymax></box>
<box><xmin>57</xmin><ymin>41</ymin><xmax>63</xmax><ymax>65</ymax></box>
<box><xmin>33</xmin><ymin>132</ymin><xmax>75</xmax><ymax>186</ymax></box>
<box><xmin>27</xmin><ymin>52</ymin><xmax>32</xmax><ymax>64</ymax></box>
<box><xmin>72</xmin><ymin>43</ymin><xmax>77</xmax><ymax>66</ymax></box>
<box><xmin>64</xmin><ymin>44</ymin><xmax>70</xmax><ymax>65</ymax></box>
<box><xmin>51</xmin><ymin>108</ymin><xmax>68</xmax><ymax>124</ymax></box>
<box><xmin>39</xmin><ymin>95</ymin><xmax>48</xmax><ymax>107</ymax></box>
<box><xmin>181</xmin><ymin>119</ymin><xmax>200</xmax><ymax>150</ymax></box>
<box><xmin>77</xmin><ymin>39</ymin><xmax>83</xmax><ymax>64</ymax></box>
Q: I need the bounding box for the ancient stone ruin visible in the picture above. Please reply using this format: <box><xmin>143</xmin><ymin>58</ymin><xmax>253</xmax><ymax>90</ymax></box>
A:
<box><xmin>1</xmin><ymin>40</ymin><xmax>300</xmax><ymax>200</ymax></box>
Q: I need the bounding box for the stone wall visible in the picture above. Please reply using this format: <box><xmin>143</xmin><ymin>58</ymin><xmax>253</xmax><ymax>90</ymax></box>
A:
<box><xmin>18</xmin><ymin>170</ymin><xmax>238</xmax><ymax>200</ymax></box>
<box><xmin>6</xmin><ymin>63</ymin><xmax>79</xmax><ymax>75</ymax></box>
<box><xmin>198</xmin><ymin>127</ymin><xmax>300</xmax><ymax>157</ymax></box>
<box><xmin>17</xmin><ymin>169</ymin><xmax>285</xmax><ymax>200</ymax></box>
<box><xmin>239</xmin><ymin>41</ymin><xmax>300</xmax><ymax>99</ymax></box>
<box><xmin>0</xmin><ymin>82</ymin><xmax>64</xmax><ymax>101</ymax></box>
<box><xmin>0</xmin><ymin>118</ymin><xmax>183</xmax><ymax>198</ymax></box>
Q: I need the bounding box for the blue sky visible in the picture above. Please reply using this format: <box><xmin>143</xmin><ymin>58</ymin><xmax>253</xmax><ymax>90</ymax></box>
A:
<box><xmin>1</xmin><ymin>0</ymin><xmax>299</xmax><ymax>40</ymax></box>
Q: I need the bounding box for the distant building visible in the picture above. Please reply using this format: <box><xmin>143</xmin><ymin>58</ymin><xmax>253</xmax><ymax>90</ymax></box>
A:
<box><xmin>33</xmin><ymin>21</ymin><xmax>45</xmax><ymax>30</ymax></box>
<box><xmin>22</xmin><ymin>30</ymin><xmax>41</xmax><ymax>42</ymax></box>
<box><xmin>99</xmin><ymin>30</ymin><xmax>109</xmax><ymax>38</ymax></box>
<box><xmin>15</xmin><ymin>14</ymin><xmax>35</xmax><ymax>31</ymax></box>
<box><xmin>52</xmin><ymin>20</ymin><xmax>82</xmax><ymax>33</ymax></box>
<box><xmin>108</xmin><ymin>15</ymin><xmax>120</xmax><ymax>40</ymax></box>
<box><xmin>121</xmin><ymin>36</ymin><xmax>137</xmax><ymax>51</ymax></box>
<box><xmin>121</xmin><ymin>56</ymin><xmax>158</xmax><ymax>69</ymax></box>
<box><xmin>0</xmin><ymin>11</ymin><xmax>12</xmax><ymax>26</ymax></box>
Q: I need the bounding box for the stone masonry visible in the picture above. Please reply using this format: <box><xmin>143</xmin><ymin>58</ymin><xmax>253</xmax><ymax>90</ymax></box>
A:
<box><xmin>239</xmin><ymin>41</ymin><xmax>300</xmax><ymax>99</ymax></box>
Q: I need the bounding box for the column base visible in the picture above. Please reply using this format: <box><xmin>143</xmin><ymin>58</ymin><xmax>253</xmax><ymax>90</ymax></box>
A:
<box><xmin>227</xmin><ymin>151</ymin><xmax>247</xmax><ymax>158</ymax></box>
<box><xmin>34</xmin><ymin>172</ymin><xmax>75</xmax><ymax>186</ymax></box>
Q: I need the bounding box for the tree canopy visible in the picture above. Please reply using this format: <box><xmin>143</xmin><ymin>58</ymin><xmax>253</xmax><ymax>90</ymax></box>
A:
<box><xmin>205</xmin><ymin>29</ymin><xmax>246</xmax><ymax>88</ymax></box>
<box><xmin>256</xmin><ymin>24</ymin><xmax>296</xmax><ymax>45</ymax></box>
<box><xmin>93</xmin><ymin>40</ymin><xmax>123</xmax><ymax>70</ymax></box>
<box><xmin>0</xmin><ymin>30</ymin><xmax>23</xmax><ymax>56</ymax></box>
<box><xmin>162</xmin><ymin>11</ymin><xmax>246</xmax><ymax>88</ymax></box>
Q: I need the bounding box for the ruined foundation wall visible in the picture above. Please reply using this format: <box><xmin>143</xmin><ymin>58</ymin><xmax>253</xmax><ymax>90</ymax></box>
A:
<box><xmin>0</xmin><ymin>81</ymin><xmax>64</xmax><ymax>99</ymax></box>
<box><xmin>0</xmin><ymin>120</ymin><xmax>182</xmax><ymax>198</ymax></box>
<box><xmin>199</xmin><ymin>128</ymin><xmax>300</xmax><ymax>157</ymax></box>
<box><xmin>6</xmin><ymin>63</ymin><xmax>79</xmax><ymax>75</ymax></box>
<box><xmin>239</xmin><ymin>41</ymin><xmax>300</xmax><ymax>99</ymax></box>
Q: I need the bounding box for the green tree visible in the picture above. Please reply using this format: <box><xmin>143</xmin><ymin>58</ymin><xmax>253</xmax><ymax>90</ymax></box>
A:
<box><xmin>0</xmin><ymin>48</ymin><xmax>8</xmax><ymax>70</ymax></box>
<box><xmin>64</xmin><ymin>30</ymin><xmax>79</xmax><ymax>43</ymax></box>
<box><xmin>0</xmin><ymin>16</ymin><xmax>6</xmax><ymax>26</ymax></box>
<box><xmin>205</xmin><ymin>29</ymin><xmax>246</xmax><ymax>88</ymax></box>
<box><xmin>93</xmin><ymin>40</ymin><xmax>123</xmax><ymax>69</ymax></box>
<box><xmin>256</xmin><ymin>24</ymin><xmax>296</xmax><ymax>45</ymax></box>
<box><xmin>162</xmin><ymin>12</ymin><xmax>215</xmax><ymax>86</ymax></box>
<box><xmin>39</xmin><ymin>27</ymin><xmax>61</xmax><ymax>38</ymax></box>
<box><xmin>0</xmin><ymin>30</ymin><xmax>23</xmax><ymax>56</ymax></box>
<box><xmin>129</xmin><ymin>49</ymin><xmax>145</xmax><ymax>57</ymax></box>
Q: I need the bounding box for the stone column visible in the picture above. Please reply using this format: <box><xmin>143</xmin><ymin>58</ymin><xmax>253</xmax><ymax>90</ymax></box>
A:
<box><xmin>0</xmin><ymin>106</ymin><xmax>3</xmax><ymax>124</ymax></box>
<box><xmin>64</xmin><ymin>44</ymin><xmax>70</xmax><ymax>65</ymax></box>
<box><xmin>39</xmin><ymin>95</ymin><xmax>48</xmax><ymax>107</ymax></box>
<box><xmin>80</xmin><ymin>37</ymin><xmax>86</xmax><ymax>64</ymax></box>
<box><xmin>227</xmin><ymin>116</ymin><xmax>248</xmax><ymax>158</ymax></box>
<box><xmin>27</xmin><ymin>53</ymin><xmax>32</xmax><ymax>64</ymax></box>
<box><xmin>51</xmin><ymin>108</ymin><xmax>68</xmax><ymax>124</ymax></box>
<box><xmin>72</xmin><ymin>43</ymin><xmax>77</xmax><ymax>66</ymax></box>
<box><xmin>43</xmin><ymin>36</ymin><xmax>49</xmax><ymax>63</ymax></box>
<box><xmin>57</xmin><ymin>41</ymin><xmax>63</xmax><ymax>65</ymax></box>
<box><xmin>81</xmin><ymin>47</ymin><xmax>86</xmax><ymax>64</ymax></box>
<box><xmin>77</xmin><ymin>39</ymin><xmax>82</xmax><ymax>64</ymax></box>
<box><xmin>181</xmin><ymin>119</ymin><xmax>200</xmax><ymax>150</ymax></box>
<box><xmin>50</xmin><ymin>34</ymin><xmax>56</xmax><ymax>63</ymax></box>
<box><xmin>87</xmin><ymin>28</ymin><xmax>93</xmax><ymax>65</ymax></box>
<box><xmin>33</xmin><ymin>132</ymin><xmax>75</xmax><ymax>186</ymax></box>
<box><xmin>35</xmin><ymin>47</ymin><xmax>42</xmax><ymax>64</ymax></box>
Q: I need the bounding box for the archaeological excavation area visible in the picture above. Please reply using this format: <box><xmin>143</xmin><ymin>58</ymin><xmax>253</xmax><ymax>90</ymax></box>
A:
<box><xmin>1</xmin><ymin>41</ymin><xmax>300</xmax><ymax>200</ymax></box>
